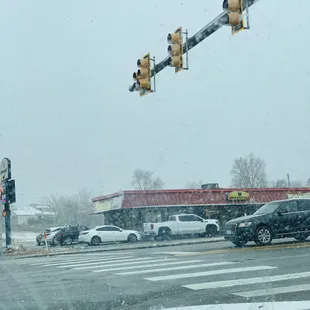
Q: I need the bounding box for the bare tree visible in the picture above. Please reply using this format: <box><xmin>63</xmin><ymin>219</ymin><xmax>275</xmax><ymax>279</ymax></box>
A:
<box><xmin>290</xmin><ymin>180</ymin><xmax>304</xmax><ymax>187</ymax></box>
<box><xmin>44</xmin><ymin>188</ymin><xmax>95</xmax><ymax>226</ymax></box>
<box><xmin>231</xmin><ymin>153</ymin><xmax>268</xmax><ymax>188</ymax></box>
<box><xmin>269</xmin><ymin>179</ymin><xmax>288</xmax><ymax>188</ymax></box>
<box><xmin>42</xmin><ymin>194</ymin><xmax>69</xmax><ymax>224</ymax></box>
<box><xmin>131</xmin><ymin>169</ymin><xmax>164</xmax><ymax>190</ymax></box>
<box><xmin>186</xmin><ymin>180</ymin><xmax>204</xmax><ymax>189</ymax></box>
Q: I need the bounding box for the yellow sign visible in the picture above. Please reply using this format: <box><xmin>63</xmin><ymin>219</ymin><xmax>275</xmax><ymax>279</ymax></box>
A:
<box><xmin>287</xmin><ymin>193</ymin><xmax>310</xmax><ymax>199</ymax></box>
<box><xmin>227</xmin><ymin>191</ymin><xmax>250</xmax><ymax>201</ymax></box>
<box><xmin>94</xmin><ymin>196</ymin><xmax>123</xmax><ymax>212</ymax></box>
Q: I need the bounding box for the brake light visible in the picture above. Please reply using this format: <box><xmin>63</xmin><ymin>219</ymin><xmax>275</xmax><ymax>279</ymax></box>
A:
<box><xmin>150</xmin><ymin>224</ymin><xmax>154</xmax><ymax>230</ymax></box>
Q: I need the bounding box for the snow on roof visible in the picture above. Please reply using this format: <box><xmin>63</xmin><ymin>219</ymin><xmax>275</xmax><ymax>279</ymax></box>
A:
<box><xmin>29</xmin><ymin>204</ymin><xmax>53</xmax><ymax>210</ymax></box>
<box><xmin>11</xmin><ymin>206</ymin><xmax>55</xmax><ymax>216</ymax></box>
<box><xmin>12</xmin><ymin>206</ymin><xmax>41</xmax><ymax>216</ymax></box>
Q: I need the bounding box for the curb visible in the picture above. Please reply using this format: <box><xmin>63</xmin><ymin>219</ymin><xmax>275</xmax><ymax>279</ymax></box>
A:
<box><xmin>4</xmin><ymin>237</ymin><xmax>226</xmax><ymax>260</ymax></box>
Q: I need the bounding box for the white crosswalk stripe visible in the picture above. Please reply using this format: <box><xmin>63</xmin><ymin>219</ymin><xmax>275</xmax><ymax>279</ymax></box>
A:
<box><xmin>145</xmin><ymin>266</ymin><xmax>277</xmax><ymax>281</ymax></box>
<box><xmin>33</xmin><ymin>255</ymin><xmax>134</xmax><ymax>267</ymax></box>
<box><xmin>56</xmin><ymin>257</ymin><xmax>175</xmax><ymax>269</ymax></box>
<box><xmin>232</xmin><ymin>284</ymin><xmax>310</xmax><ymax>298</ymax></box>
<box><xmin>50</xmin><ymin>256</ymin><xmax>148</xmax><ymax>268</ymax></box>
<box><xmin>183</xmin><ymin>271</ymin><xmax>310</xmax><ymax>290</ymax></box>
<box><xmin>153</xmin><ymin>251</ymin><xmax>197</xmax><ymax>255</ymax></box>
<box><xmin>116</xmin><ymin>261</ymin><xmax>236</xmax><ymax>275</ymax></box>
<box><xmin>29</xmin><ymin>252</ymin><xmax>133</xmax><ymax>265</ymax></box>
<box><xmin>91</xmin><ymin>259</ymin><xmax>203</xmax><ymax>273</ymax></box>
<box><xmin>27</xmin><ymin>252</ymin><xmax>310</xmax><ymax>299</ymax></box>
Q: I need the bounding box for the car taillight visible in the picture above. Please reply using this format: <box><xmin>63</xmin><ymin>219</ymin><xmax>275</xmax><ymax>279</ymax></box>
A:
<box><xmin>82</xmin><ymin>232</ymin><xmax>89</xmax><ymax>235</ymax></box>
<box><xmin>150</xmin><ymin>224</ymin><xmax>154</xmax><ymax>230</ymax></box>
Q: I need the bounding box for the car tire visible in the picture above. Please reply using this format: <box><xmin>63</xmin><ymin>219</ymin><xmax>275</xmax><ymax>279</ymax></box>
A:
<box><xmin>205</xmin><ymin>225</ymin><xmax>217</xmax><ymax>237</ymax></box>
<box><xmin>232</xmin><ymin>240</ymin><xmax>247</xmax><ymax>247</ymax></box>
<box><xmin>158</xmin><ymin>227</ymin><xmax>171</xmax><ymax>241</ymax></box>
<box><xmin>91</xmin><ymin>236</ymin><xmax>101</xmax><ymax>246</ymax></box>
<box><xmin>294</xmin><ymin>233</ymin><xmax>309</xmax><ymax>242</ymax></box>
<box><xmin>254</xmin><ymin>225</ymin><xmax>272</xmax><ymax>246</ymax></box>
<box><xmin>36</xmin><ymin>240</ymin><xmax>41</xmax><ymax>246</ymax></box>
<box><xmin>64</xmin><ymin>237</ymin><xmax>73</xmax><ymax>245</ymax></box>
<box><xmin>128</xmin><ymin>234</ymin><xmax>138</xmax><ymax>243</ymax></box>
<box><xmin>52</xmin><ymin>236</ymin><xmax>60</xmax><ymax>246</ymax></box>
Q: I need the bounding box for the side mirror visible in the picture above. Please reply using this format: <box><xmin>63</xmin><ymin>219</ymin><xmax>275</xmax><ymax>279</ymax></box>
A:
<box><xmin>277</xmin><ymin>210</ymin><xmax>288</xmax><ymax>216</ymax></box>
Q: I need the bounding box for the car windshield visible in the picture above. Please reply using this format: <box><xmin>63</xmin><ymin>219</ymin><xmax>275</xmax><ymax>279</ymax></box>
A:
<box><xmin>254</xmin><ymin>201</ymin><xmax>283</xmax><ymax>215</ymax></box>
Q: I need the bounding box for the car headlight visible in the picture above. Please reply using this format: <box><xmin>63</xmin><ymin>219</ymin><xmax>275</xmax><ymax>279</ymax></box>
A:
<box><xmin>239</xmin><ymin>222</ymin><xmax>252</xmax><ymax>228</ymax></box>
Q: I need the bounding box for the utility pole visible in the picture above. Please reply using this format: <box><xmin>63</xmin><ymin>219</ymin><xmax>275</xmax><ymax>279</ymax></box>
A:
<box><xmin>287</xmin><ymin>174</ymin><xmax>291</xmax><ymax>187</ymax></box>
<box><xmin>0</xmin><ymin>187</ymin><xmax>2</xmax><ymax>253</ymax></box>
<box><xmin>0</xmin><ymin>158</ymin><xmax>16</xmax><ymax>249</ymax></box>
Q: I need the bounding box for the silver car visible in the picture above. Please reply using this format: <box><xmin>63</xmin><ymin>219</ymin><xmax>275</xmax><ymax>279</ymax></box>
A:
<box><xmin>36</xmin><ymin>226</ymin><xmax>65</xmax><ymax>246</ymax></box>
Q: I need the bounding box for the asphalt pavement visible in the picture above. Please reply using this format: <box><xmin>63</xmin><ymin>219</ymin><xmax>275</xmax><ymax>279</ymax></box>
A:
<box><xmin>1</xmin><ymin>239</ymin><xmax>310</xmax><ymax>310</ymax></box>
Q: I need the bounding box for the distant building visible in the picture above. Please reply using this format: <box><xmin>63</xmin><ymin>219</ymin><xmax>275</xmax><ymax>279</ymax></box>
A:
<box><xmin>11</xmin><ymin>205</ymin><xmax>56</xmax><ymax>226</ymax></box>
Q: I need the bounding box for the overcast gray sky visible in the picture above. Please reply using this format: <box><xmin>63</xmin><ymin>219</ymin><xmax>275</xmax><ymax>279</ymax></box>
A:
<box><xmin>0</xmin><ymin>0</ymin><xmax>309</xmax><ymax>205</ymax></box>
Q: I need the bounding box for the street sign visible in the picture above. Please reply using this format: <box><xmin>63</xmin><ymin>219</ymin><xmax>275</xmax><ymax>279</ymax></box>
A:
<box><xmin>0</xmin><ymin>158</ymin><xmax>11</xmax><ymax>181</ymax></box>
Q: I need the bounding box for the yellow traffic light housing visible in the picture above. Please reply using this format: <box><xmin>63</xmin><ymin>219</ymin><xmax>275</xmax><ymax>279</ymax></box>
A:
<box><xmin>167</xmin><ymin>27</ymin><xmax>184</xmax><ymax>73</ymax></box>
<box><xmin>132</xmin><ymin>53</ymin><xmax>155</xmax><ymax>97</ymax></box>
<box><xmin>224</xmin><ymin>0</ymin><xmax>250</xmax><ymax>35</ymax></box>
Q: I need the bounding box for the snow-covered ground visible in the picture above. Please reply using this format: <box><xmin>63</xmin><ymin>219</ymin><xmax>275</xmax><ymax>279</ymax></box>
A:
<box><xmin>1</xmin><ymin>231</ymin><xmax>37</xmax><ymax>246</ymax></box>
<box><xmin>163</xmin><ymin>301</ymin><xmax>310</xmax><ymax>310</ymax></box>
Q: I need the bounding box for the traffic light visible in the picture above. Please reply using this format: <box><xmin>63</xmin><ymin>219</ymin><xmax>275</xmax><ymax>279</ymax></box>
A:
<box><xmin>167</xmin><ymin>27</ymin><xmax>183</xmax><ymax>73</ymax></box>
<box><xmin>6</xmin><ymin>179</ymin><xmax>16</xmax><ymax>204</ymax></box>
<box><xmin>133</xmin><ymin>53</ymin><xmax>154</xmax><ymax>97</ymax></box>
<box><xmin>223</xmin><ymin>0</ymin><xmax>250</xmax><ymax>35</ymax></box>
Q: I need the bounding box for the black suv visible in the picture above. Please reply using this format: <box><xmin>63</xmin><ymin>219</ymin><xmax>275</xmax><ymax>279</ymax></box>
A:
<box><xmin>224</xmin><ymin>198</ymin><xmax>310</xmax><ymax>247</ymax></box>
<box><xmin>54</xmin><ymin>225</ymin><xmax>89</xmax><ymax>246</ymax></box>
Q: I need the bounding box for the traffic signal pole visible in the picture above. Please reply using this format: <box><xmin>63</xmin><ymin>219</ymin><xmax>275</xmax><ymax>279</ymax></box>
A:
<box><xmin>128</xmin><ymin>0</ymin><xmax>259</xmax><ymax>92</ymax></box>
<box><xmin>4</xmin><ymin>203</ymin><xmax>11</xmax><ymax>247</ymax></box>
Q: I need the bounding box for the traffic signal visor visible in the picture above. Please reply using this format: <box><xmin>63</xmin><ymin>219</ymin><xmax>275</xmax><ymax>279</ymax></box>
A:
<box><xmin>227</xmin><ymin>0</ymin><xmax>241</xmax><ymax>12</ymax></box>
<box><xmin>137</xmin><ymin>57</ymin><xmax>150</xmax><ymax>69</ymax></box>
<box><xmin>167</xmin><ymin>32</ymin><xmax>181</xmax><ymax>44</ymax></box>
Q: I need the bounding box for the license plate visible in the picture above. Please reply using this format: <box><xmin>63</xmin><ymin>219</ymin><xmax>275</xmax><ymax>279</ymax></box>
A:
<box><xmin>226</xmin><ymin>229</ymin><xmax>232</xmax><ymax>235</ymax></box>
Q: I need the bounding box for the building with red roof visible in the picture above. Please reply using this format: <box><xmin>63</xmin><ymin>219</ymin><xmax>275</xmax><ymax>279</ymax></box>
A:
<box><xmin>92</xmin><ymin>187</ymin><xmax>310</xmax><ymax>231</ymax></box>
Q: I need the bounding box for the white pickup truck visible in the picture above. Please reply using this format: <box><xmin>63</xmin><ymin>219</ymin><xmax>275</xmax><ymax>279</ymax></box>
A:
<box><xmin>143</xmin><ymin>213</ymin><xmax>220</xmax><ymax>239</ymax></box>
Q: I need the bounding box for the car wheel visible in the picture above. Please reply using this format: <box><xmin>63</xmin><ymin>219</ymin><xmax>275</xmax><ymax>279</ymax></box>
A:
<box><xmin>128</xmin><ymin>234</ymin><xmax>138</xmax><ymax>243</ymax></box>
<box><xmin>52</xmin><ymin>236</ymin><xmax>60</xmax><ymax>246</ymax></box>
<box><xmin>158</xmin><ymin>227</ymin><xmax>171</xmax><ymax>241</ymax></box>
<box><xmin>232</xmin><ymin>240</ymin><xmax>247</xmax><ymax>247</ymax></box>
<box><xmin>254</xmin><ymin>225</ymin><xmax>272</xmax><ymax>246</ymax></box>
<box><xmin>36</xmin><ymin>240</ymin><xmax>41</xmax><ymax>246</ymax></box>
<box><xmin>205</xmin><ymin>225</ymin><xmax>217</xmax><ymax>237</ymax></box>
<box><xmin>64</xmin><ymin>237</ymin><xmax>73</xmax><ymax>245</ymax></box>
<box><xmin>294</xmin><ymin>233</ymin><xmax>309</xmax><ymax>242</ymax></box>
<box><xmin>91</xmin><ymin>236</ymin><xmax>101</xmax><ymax>246</ymax></box>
